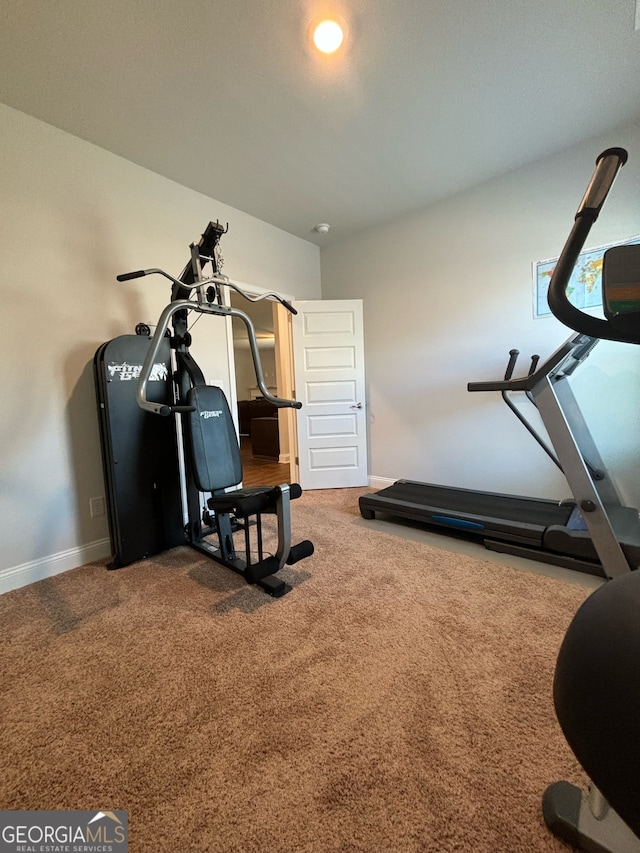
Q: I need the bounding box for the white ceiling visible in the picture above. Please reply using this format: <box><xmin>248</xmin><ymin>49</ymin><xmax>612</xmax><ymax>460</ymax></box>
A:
<box><xmin>1</xmin><ymin>0</ymin><xmax>640</xmax><ymax>245</ymax></box>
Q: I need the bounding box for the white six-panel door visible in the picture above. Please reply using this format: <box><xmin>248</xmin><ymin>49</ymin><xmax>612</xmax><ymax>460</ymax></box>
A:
<box><xmin>292</xmin><ymin>300</ymin><xmax>368</xmax><ymax>489</ymax></box>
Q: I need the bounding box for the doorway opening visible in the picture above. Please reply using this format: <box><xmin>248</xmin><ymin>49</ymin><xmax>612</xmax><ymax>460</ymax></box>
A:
<box><xmin>229</xmin><ymin>291</ymin><xmax>298</xmax><ymax>487</ymax></box>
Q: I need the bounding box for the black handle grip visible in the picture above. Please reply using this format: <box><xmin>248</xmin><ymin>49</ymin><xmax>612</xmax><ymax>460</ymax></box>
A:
<box><xmin>577</xmin><ymin>147</ymin><xmax>628</xmax><ymax>219</ymax></box>
<box><xmin>547</xmin><ymin>148</ymin><xmax>630</xmax><ymax>341</ymax></box>
<box><xmin>116</xmin><ymin>269</ymin><xmax>147</xmax><ymax>282</ymax></box>
<box><xmin>281</xmin><ymin>299</ymin><xmax>297</xmax><ymax>315</ymax></box>
<box><xmin>504</xmin><ymin>349</ymin><xmax>519</xmax><ymax>380</ymax></box>
<box><xmin>528</xmin><ymin>354</ymin><xmax>540</xmax><ymax>376</ymax></box>
<box><xmin>158</xmin><ymin>404</ymin><xmax>196</xmax><ymax>417</ymax></box>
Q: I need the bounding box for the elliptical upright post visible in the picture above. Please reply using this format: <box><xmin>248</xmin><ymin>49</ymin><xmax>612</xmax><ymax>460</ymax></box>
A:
<box><xmin>541</xmin><ymin>148</ymin><xmax>640</xmax><ymax>852</ymax></box>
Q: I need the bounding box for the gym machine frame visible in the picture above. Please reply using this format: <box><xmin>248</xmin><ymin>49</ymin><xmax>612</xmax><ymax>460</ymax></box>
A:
<box><xmin>96</xmin><ymin>221</ymin><xmax>313</xmax><ymax>597</ymax></box>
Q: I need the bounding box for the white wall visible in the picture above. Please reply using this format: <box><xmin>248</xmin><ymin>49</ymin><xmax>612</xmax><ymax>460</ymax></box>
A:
<box><xmin>0</xmin><ymin>104</ymin><xmax>321</xmax><ymax>591</ymax></box>
<box><xmin>321</xmin><ymin>120</ymin><xmax>640</xmax><ymax>508</ymax></box>
<box><xmin>3</xmin><ymin>101</ymin><xmax>639</xmax><ymax>594</ymax></box>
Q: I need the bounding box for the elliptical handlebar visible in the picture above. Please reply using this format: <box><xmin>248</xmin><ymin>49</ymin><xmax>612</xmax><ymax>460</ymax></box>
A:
<box><xmin>547</xmin><ymin>147</ymin><xmax>632</xmax><ymax>343</ymax></box>
<box><xmin>528</xmin><ymin>354</ymin><xmax>540</xmax><ymax>376</ymax></box>
<box><xmin>575</xmin><ymin>147</ymin><xmax>628</xmax><ymax>219</ymax></box>
<box><xmin>504</xmin><ymin>349</ymin><xmax>519</xmax><ymax>380</ymax></box>
<box><xmin>467</xmin><ymin>333</ymin><xmax>597</xmax><ymax>394</ymax></box>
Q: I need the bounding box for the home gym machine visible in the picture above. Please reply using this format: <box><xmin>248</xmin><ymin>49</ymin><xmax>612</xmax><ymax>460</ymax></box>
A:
<box><xmin>95</xmin><ymin>221</ymin><xmax>313</xmax><ymax>597</ymax></box>
<box><xmin>359</xmin><ymin>150</ymin><xmax>640</xmax><ymax>582</ymax></box>
<box><xmin>540</xmin><ymin>150</ymin><xmax>640</xmax><ymax>852</ymax></box>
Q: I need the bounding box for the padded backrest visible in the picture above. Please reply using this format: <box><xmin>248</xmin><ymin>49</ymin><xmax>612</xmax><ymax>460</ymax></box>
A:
<box><xmin>186</xmin><ymin>385</ymin><xmax>242</xmax><ymax>492</ymax></box>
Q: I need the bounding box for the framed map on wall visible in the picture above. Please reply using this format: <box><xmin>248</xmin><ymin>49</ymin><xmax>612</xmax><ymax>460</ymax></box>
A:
<box><xmin>534</xmin><ymin>235</ymin><xmax>640</xmax><ymax>318</ymax></box>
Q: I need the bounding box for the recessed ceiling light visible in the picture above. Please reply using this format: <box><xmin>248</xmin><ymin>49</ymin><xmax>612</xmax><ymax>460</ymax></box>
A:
<box><xmin>312</xmin><ymin>20</ymin><xmax>344</xmax><ymax>54</ymax></box>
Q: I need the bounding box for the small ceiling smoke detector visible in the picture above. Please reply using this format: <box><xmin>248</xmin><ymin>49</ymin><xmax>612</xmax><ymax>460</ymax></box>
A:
<box><xmin>315</xmin><ymin>223</ymin><xmax>330</xmax><ymax>234</ymax></box>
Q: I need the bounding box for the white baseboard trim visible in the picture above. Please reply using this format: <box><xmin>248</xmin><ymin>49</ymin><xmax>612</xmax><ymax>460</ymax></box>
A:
<box><xmin>368</xmin><ymin>476</ymin><xmax>396</xmax><ymax>490</ymax></box>
<box><xmin>0</xmin><ymin>538</ymin><xmax>112</xmax><ymax>596</ymax></box>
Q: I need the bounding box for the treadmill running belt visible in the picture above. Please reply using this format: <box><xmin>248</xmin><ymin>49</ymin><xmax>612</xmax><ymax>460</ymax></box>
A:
<box><xmin>366</xmin><ymin>481</ymin><xmax>573</xmax><ymax>527</ymax></box>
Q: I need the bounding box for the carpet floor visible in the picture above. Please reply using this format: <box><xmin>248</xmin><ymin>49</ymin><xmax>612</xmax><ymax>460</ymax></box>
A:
<box><xmin>0</xmin><ymin>488</ymin><xmax>592</xmax><ymax>852</ymax></box>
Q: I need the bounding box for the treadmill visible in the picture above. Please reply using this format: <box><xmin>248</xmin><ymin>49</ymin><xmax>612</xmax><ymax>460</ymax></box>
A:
<box><xmin>360</xmin><ymin>148</ymin><xmax>640</xmax><ymax>581</ymax></box>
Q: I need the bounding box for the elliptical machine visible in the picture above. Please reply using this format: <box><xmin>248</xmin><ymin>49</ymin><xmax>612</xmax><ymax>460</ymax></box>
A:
<box><xmin>95</xmin><ymin>221</ymin><xmax>313</xmax><ymax>597</ymax></box>
<box><xmin>541</xmin><ymin>149</ymin><xmax>640</xmax><ymax>850</ymax></box>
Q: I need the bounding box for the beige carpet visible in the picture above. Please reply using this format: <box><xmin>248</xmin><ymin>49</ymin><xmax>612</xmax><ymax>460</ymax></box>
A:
<box><xmin>0</xmin><ymin>488</ymin><xmax>592</xmax><ymax>853</ymax></box>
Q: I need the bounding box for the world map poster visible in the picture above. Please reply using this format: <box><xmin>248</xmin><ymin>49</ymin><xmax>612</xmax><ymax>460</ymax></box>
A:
<box><xmin>534</xmin><ymin>235</ymin><xmax>640</xmax><ymax>318</ymax></box>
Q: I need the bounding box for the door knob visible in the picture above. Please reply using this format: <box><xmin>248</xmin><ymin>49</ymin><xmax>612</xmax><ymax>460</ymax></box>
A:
<box><xmin>350</xmin><ymin>402</ymin><xmax>363</xmax><ymax>409</ymax></box>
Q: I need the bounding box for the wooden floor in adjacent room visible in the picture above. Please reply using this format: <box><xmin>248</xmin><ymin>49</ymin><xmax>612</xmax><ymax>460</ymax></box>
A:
<box><xmin>240</xmin><ymin>437</ymin><xmax>291</xmax><ymax>487</ymax></box>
